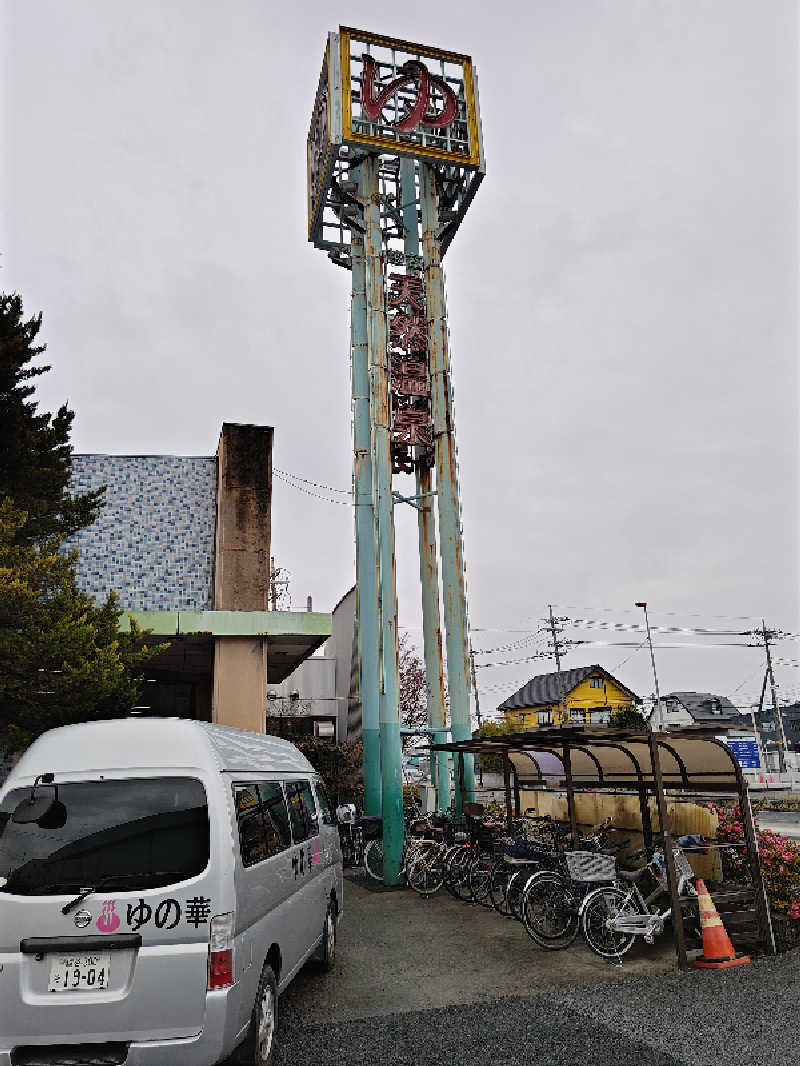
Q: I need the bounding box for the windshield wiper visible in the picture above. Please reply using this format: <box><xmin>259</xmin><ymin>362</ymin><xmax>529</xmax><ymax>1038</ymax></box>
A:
<box><xmin>61</xmin><ymin>871</ymin><xmax>185</xmax><ymax>914</ymax></box>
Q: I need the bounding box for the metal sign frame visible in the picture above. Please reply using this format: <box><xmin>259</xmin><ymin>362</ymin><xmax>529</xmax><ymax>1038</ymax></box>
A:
<box><xmin>306</xmin><ymin>34</ymin><xmax>343</xmax><ymax>241</ymax></box>
<box><xmin>339</xmin><ymin>27</ymin><xmax>484</xmax><ymax>170</ymax></box>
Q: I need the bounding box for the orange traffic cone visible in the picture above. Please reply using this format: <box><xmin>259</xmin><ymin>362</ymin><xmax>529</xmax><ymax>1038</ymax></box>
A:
<box><xmin>693</xmin><ymin>879</ymin><xmax>750</xmax><ymax>969</ymax></box>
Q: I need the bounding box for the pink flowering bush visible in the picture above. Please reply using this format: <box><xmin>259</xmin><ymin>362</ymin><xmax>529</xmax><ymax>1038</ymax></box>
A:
<box><xmin>708</xmin><ymin>802</ymin><xmax>800</xmax><ymax>921</ymax></box>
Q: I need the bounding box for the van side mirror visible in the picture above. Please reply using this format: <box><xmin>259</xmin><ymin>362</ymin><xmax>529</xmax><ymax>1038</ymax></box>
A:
<box><xmin>11</xmin><ymin>775</ymin><xmax>66</xmax><ymax>828</ymax></box>
<box><xmin>12</xmin><ymin>794</ymin><xmax>58</xmax><ymax>824</ymax></box>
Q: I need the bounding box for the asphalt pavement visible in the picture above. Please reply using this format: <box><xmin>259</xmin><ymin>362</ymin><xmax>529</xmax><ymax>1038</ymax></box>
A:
<box><xmin>269</xmin><ymin>873</ymin><xmax>798</xmax><ymax>1066</ymax></box>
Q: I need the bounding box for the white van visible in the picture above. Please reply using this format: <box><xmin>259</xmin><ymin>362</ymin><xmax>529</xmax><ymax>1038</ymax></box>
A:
<box><xmin>0</xmin><ymin>718</ymin><xmax>343</xmax><ymax>1066</ymax></box>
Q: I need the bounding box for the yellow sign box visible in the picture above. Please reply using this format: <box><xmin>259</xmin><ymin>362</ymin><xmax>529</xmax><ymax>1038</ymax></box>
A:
<box><xmin>307</xmin><ymin>27</ymin><xmax>484</xmax><ymax>241</ymax></box>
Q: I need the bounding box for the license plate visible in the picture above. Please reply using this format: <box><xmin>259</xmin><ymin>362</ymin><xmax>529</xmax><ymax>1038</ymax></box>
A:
<box><xmin>48</xmin><ymin>952</ymin><xmax>111</xmax><ymax>992</ymax></box>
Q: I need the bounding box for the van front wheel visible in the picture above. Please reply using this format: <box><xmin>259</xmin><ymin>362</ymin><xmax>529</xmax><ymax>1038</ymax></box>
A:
<box><xmin>252</xmin><ymin>963</ymin><xmax>278</xmax><ymax>1066</ymax></box>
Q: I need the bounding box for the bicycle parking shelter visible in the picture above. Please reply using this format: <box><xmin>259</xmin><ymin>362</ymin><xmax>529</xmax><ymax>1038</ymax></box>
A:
<box><xmin>430</xmin><ymin>726</ymin><xmax>775</xmax><ymax>969</ymax></box>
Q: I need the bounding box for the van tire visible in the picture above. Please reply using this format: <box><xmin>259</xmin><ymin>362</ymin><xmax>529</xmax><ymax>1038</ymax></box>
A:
<box><xmin>242</xmin><ymin>962</ymin><xmax>277</xmax><ymax>1066</ymax></box>
<box><xmin>319</xmin><ymin>901</ymin><xmax>337</xmax><ymax>972</ymax></box>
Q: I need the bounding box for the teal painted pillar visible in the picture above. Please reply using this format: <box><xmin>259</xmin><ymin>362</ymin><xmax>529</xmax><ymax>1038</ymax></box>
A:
<box><xmin>399</xmin><ymin>157</ymin><xmax>450</xmax><ymax>814</ymax></box>
<box><xmin>363</xmin><ymin>155</ymin><xmax>404</xmax><ymax>882</ymax></box>
<box><xmin>419</xmin><ymin>163</ymin><xmax>475</xmax><ymax>811</ymax></box>
<box><xmin>350</xmin><ymin>198</ymin><xmax>382</xmax><ymax>816</ymax></box>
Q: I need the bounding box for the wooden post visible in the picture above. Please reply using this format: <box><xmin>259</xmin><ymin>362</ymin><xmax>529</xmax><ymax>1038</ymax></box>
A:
<box><xmin>513</xmin><ymin>767</ymin><xmax>521</xmax><ymax>818</ymax></box>
<box><xmin>638</xmin><ymin>783</ymin><xmax>654</xmax><ymax>850</ymax></box>
<box><xmin>562</xmin><ymin>745</ymin><xmax>579</xmax><ymax>844</ymax></box>
<box><xmin>502</xmin><ymin>752</ymin><xmax>513</xmax><ymax>829</ymax></box>
<box><xmin>740</xmin><ymin>784</ymin><xmax>776</xmax><ymax>955</ymax></box>
<box><xmin>648</xmin><ymin>735</ymin><xmax>689</xmax><ymax>970</ymax></box>
<box><xmin>458</xmin><ymin>752</ymin><xmax>466</xmax><ymax>813</ymax></box>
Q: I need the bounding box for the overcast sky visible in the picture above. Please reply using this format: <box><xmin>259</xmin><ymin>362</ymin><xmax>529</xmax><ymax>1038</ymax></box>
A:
<box><xmin>3</xmin><ymin>1</ymin><xmax>798</xmax><ymax>717</ymax></box>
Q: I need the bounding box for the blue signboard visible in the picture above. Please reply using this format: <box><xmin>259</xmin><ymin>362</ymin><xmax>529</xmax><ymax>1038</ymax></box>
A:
<box><xmin>726</xmin><ymin>738</ymin><xmax>761</xmax><ymax>770</ymax></box>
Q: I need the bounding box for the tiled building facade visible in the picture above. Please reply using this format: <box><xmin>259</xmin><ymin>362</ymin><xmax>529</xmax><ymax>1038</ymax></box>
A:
<box><xmin>67</xmin><ymin>455</ymin><xmax>216</xmax><ymax>611</ymax></box>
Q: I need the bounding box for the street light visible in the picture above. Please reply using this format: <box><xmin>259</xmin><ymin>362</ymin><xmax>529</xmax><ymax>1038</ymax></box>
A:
<box><xmin>636</xmin><ymin>602</ymin><xmax>663</xmax><ymax>727</ymax></box>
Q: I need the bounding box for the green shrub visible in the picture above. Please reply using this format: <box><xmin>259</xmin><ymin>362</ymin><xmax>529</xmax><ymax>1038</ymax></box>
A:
<box><xmin>708</xmin><ymin>801</ymin><xmax>800</xmax><ymax>921</ymax></box>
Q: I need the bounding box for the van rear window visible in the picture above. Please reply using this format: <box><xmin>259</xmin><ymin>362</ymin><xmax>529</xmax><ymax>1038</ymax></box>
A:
<box><xmin>0</xmin><ymin>777</ymin><xmax>209</xmax><ymax>896</ymax></box>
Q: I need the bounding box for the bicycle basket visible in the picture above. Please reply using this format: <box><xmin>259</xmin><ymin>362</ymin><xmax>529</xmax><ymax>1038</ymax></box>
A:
<box><xmin>565</xmin><ymin>850</ymin><xmax>616</xmax><ymax>882</ymax></box>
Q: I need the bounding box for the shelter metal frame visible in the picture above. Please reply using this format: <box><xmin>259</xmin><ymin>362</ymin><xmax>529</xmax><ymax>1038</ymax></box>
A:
<box><xmin>430</xmin><ymin>726</ymin><xmax>776</xmax><ymax>969</ymax></box>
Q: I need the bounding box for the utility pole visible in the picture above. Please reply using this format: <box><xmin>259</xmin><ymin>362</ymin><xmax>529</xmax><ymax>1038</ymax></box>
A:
<box><xmin>470</xmin><ymin>645</ymin><xmax>482</xmax><ymax>728</ymax></box>
<box><xmin>269</xmin><ymin>557</ymin><xmax>290</xmax><ymax>611</ymax></box>
<box><xmin>750</xmin><ymin>669</ymin><xmax>769</xmax><ymax>771</ymax></box>
<box><xmin>547</xmin><ymin>605</ymin><xmax>570</xmax><ymax>726</ymax></box>
<box><xmin>752</xmin><ymin>621</ymin><xmax>788</xmax><ymax>774</ymax></box>
<box><xmin>636</xmin><ymin>602</ymin><xmax>663</xmax><ymax>726</ymax></box>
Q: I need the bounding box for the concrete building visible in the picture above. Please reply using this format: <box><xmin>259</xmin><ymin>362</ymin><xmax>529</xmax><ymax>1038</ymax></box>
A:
<box><xmin>66</xmin><ymin>423</ymin><xmax>332</xmax><ymax>732</ymax></box>
<box><xmin>265</xmin><ymin>588</ymin><xmax>358</xmax><ymax>743</ymax></box>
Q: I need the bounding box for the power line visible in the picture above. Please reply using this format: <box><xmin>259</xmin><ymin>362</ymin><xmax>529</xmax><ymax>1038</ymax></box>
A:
<box><xmin>273</xmin><ymin>467</ymin><xmax>352</xmax><ymax>495</ymax></box>
<box><xmin>565</xmin><ymin>618</ymin><xmax>751</xmax><ymax>638</ymax></box>
<box><xmin>273</xmin><ymin>470</ymin><xmax>352</xmax><ymax>506</ymax></box>
<box><xmin>548</xmin><ymin>603</ymin><xmax>785</xmax><ymax>625</ymax></box>
<box><xmin>472</xmin><ymin>633</ymin><xmax>543</xmax><ymax>655</ymax></box>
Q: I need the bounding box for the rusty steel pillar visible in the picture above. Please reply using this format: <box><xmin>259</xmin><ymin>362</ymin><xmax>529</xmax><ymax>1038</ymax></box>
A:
<box><xmin>363</xmin><ymin>154</ymin><xmax>404</xmax><ymax>883</ymax></box>
<box><xmin>419</xmin><ymin>162</ymin><xmax>475</xmax><ymax>810</ymax></box>
<box><xmin>350</xmin><ymin>184</ymin><xmax>382</xmax><ymax>816</ymax></box>
<box><xmin>399</xmin><ymin>157</ymin><xmax>450</xmax><ymax>813</ymax></box>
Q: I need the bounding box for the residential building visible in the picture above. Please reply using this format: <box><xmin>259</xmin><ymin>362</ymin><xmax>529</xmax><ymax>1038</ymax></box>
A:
<box><xmin>497</xmin><ymin>665</ymin><xmax>639</xmax><ymax>729</ymax></box>
<box><xmin>755</xmin><ymin>703</ymin><xmax>800</xmax><ymax>761</ymax></box>
<box><xmin>649</xmin><ymin>691</ymin><xmax>746</xmax><ymax>732</ymax></box>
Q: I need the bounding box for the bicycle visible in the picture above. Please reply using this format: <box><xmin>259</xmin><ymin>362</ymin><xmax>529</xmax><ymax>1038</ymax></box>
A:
<box><xmin>362</xmin><ymin>813</ymin><xmax>441</xmax><ymax>885</ymax></box>
<box><xmin>580</xmin><ymin>846</ymin><xmax>700</xmax><ymax>959</ymax></box>
<box><xmin>489</xmin><ymin>814</ymin><xmax>568</xmax><ymax>917</ymax></box>
<box><xmin>518</xmin><ymin>820</ymin><xmax>628</xmax><ymax>948</ymax></box>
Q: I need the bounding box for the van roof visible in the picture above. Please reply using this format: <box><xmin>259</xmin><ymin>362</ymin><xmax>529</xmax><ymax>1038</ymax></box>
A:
<box><xmin>7</xmin><ymin>719</ymin><xmax>317</xmax><ymax>781</ymax></box>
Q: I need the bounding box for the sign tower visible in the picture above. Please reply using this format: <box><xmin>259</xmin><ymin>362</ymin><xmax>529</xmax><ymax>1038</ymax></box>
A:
<box><xmin>307</xmin><ymin>28</ymin><xmax>485</xmax><ymax>883</ymax></box>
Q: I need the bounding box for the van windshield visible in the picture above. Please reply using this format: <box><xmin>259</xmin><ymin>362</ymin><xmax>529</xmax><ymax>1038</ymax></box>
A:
<box><xmin>0</xmin><ymin>777</ymin><xmax>209</xmax><ymax>896</ymax></box>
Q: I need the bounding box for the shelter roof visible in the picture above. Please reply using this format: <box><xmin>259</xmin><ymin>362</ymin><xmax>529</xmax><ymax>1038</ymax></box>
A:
<box><xmin>431</xmin><ymin>726</ymin><xmax>743</xmax><ymax>793</ymax></box>
<box><xmin>497</xmin><ymin>665</ymin><xmax>638</xmax><ymax>712</ymax></box>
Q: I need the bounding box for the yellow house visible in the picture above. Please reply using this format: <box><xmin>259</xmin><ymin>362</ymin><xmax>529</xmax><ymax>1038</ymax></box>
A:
<box><xmin>498</xmin><ymin>665</ymin><xmax>639</xmax><ymax>729</ymax></box>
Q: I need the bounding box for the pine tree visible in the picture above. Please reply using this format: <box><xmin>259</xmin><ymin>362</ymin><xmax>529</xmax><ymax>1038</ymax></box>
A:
<box><xmin>0</xmin><ymin>500</ymin><xmax>154</xmax><ymax>750</ymax></box>
<box><xmin>0</xmin><ymin>292</ymin><xmax>104</xmax><ymax>542</ymax></box>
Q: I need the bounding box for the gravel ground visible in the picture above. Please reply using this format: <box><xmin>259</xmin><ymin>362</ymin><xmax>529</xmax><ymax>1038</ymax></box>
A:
<box><xmin>272</xmin><ymin>948</ymin><xmax>799</xmax><ymax>1066</ymax></box>
<box><xmin>237</xmin><ymin>872</ymin><xmax>798</xmax><ymax>1066</ymax></box>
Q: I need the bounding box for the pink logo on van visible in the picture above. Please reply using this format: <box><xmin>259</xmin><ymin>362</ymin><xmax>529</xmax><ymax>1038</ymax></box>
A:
<box><xmin>311</xmin><ymin>843</ymin><xmax>320</xmax><ymax>867</ymax></box>
<box><xmin>97</xmin><ymin>899</ymin><xmax>120</xmax><ymax>933</ymax></box>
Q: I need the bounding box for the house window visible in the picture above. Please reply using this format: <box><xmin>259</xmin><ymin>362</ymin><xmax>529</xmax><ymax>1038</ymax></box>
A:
<box><xmin>537</xmin><ymin>710</ymin><xmax>551</xmax><ymax>726</ymax></box>
<box><xmin>519</xmin><ymin>713</ymin><xmax>525</xmax><ymax>724</ymax></box>
<box><xmin>571</xmin><ymin>709</ymin><xmax>586</xmax><ymax>724</ymax></box>
<box><xmin>590</xmin><ymin>677</ymin><xmax>604</xmax><ymax>689</ymax></box>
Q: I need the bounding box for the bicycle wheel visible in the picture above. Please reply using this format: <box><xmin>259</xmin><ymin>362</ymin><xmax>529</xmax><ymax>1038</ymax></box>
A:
<box><xmin>488</xmin><ymin>863</ymin><xmax>513</xmax><ymax>916</ymax></box>
<box><xmin>364</xmin><ymin>839</ymin><xmax>384</xmax><ymax>882</ymax></box>
<box><xmin>580</xmin><ymin>886</ymin><xmax>637</xmax><ymax>959</ymax></box>
<box><xmin>444</xmin><ymin>846</ymin><xmax>472</xmax><ymax>898</ymax></box>
<box><xmin>339</xmin><ymin>831</ymin><xmax>355</xmax><ymax>867</ymax></box>
<box><xmin>468</xmin><ymin>853</ymin><xmax>494</xmax><ymax>907</ymax></box>
<box><xmin>506</xmin><ymin>869</ymin><xmax>530</xmax><ymax>920</ymax></box>
<box><xmin>407</xmin><ymin>851</ymin><xmax>445</xmax><ymax>896</ymax></box>
<box><xmin>521</xmin><ymin>872</ymin><xmax>580</xmax><ymax>950</ymax></box>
